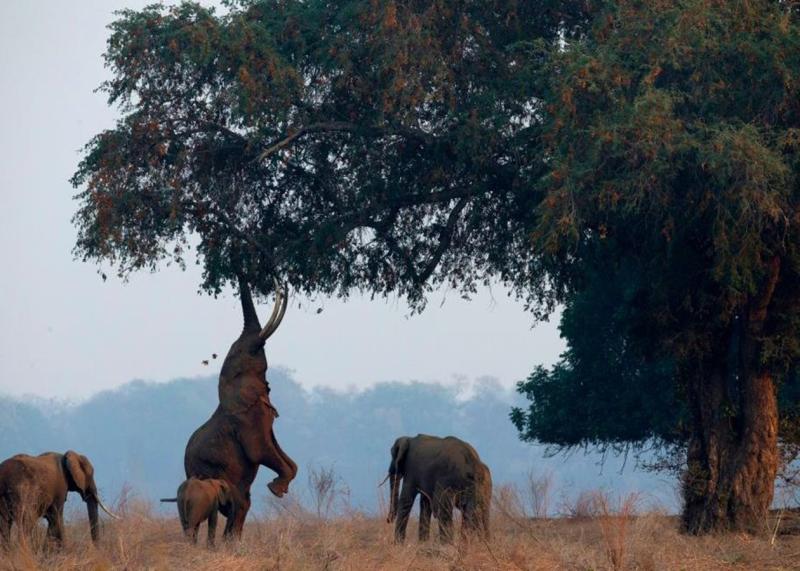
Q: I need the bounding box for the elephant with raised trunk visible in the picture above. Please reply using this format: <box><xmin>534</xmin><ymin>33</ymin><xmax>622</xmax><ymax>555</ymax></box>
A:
<box><xmin>184</xmin><ymin>276</ymin><xmax>297</xmax><ymax>539</ymax></box>
<box><xmin>0</xmin><ymin>451</ymin><xmax>118</xmax><ymax>548</ymax></box>
<box><xmin>386</xmin><ymin>435</ymin><xmax>491</xmax><ymax>543</ymax></box>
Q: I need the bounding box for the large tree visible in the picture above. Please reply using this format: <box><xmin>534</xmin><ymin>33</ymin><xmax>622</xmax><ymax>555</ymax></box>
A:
<box><xmin>513</xmin><ymin>0</ymin><xmax>800</xmax><ymax>532</ymax></box>
<box><xmin>73</xmin><ymin>0</ymin><xmax>800</xmax><ymax>534</ymax></box>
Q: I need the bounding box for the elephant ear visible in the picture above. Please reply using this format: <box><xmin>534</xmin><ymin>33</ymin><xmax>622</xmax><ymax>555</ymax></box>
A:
<box><xmin>223</xmin><ymin>377</ymin><xmax>265</xmax><ymax>412</ymax></box>
<box><xmin>217</xmin><ymin>480</ymin><xmax>231</xmax><ymax>504</ymax></box>
<box><xmin>64</xmin><ymin>450</ymin><xmax>89</xmax><ymax>494</ymax></box>
<box><xmin>390</xmin><ymin>437</ymin><xmax>410</xmax><ymax>475</ymax></box>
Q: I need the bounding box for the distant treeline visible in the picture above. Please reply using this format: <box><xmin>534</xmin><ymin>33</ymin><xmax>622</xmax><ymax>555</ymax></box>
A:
<box><xmin>0</xmin><ymin>371</ymin><xmax>669</xmax><ymax>514</ymax></box>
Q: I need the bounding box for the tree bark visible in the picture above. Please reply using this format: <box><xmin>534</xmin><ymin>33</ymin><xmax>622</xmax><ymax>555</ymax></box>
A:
<box><xmin>682</xmin><ymin>368</ymin><xmax>778</xmax><ymax>534</ymax></box>
<box><xmin>682</xmin><ymin>257</ymin><xmax>780</xmax><ymax>534</ymax></box>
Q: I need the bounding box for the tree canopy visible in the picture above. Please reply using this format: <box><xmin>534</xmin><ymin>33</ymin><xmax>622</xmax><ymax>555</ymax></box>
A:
<box><xmin>72</xmin><ymin>0</ymin><xmax>591</xmax><ymax>306</ymax></box>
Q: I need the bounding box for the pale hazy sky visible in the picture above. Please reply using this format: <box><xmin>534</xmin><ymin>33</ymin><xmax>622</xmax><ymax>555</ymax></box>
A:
<box><xmin>0</xmin><ymin>0</ymin><xmax>565</xmax><ymax>400</ymax></box>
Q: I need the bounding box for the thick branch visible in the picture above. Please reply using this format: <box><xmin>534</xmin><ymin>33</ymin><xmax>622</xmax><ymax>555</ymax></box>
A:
<box><xmin>256</xmin><ymin>121</ymin><xmax>435</xmax><ymax>162</ymax></box>
<box><xmin>187</xmin><ymin>199</ymin><xmax>279</xmax><ymax>272</ymax></box>
<box><xmin>418</xmin><ymin>198</ymin><xmax>469</xmax><ymax>284</ymax></box>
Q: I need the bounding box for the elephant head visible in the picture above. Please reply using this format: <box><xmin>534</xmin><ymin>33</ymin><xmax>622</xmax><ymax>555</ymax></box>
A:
<box><xmin>63</xmin><ymin>450</ymin><xmax>117</xmax><ymax>542</ymax></box>
<box><xmin>218</xmin><ymin>275</ymin><xmax>287</xmax><ymax>404</ymax></box>
<box><xmin>214</xmin><ymin>479</ymin><xmax>234</xmax><ymax>510</ymax></box>
<box><xmin>217</xmin><ymin>276</ymin><xmax>296</xmax><ymax>497</ymax></box>
<box><xmin>387</xmin><ymin>436</ymin><xmax>410</xmax><ymax>523</ymax></box>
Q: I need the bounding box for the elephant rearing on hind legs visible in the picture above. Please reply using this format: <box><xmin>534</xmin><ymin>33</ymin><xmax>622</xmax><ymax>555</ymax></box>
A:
<box><xmin>387</xmin><ymin>434</ymin><xmax>492</xmax><ymax>543</ymax></box>
<box><xmin>184</xmin><ymin>276</ymin><xmax>297</xmax><ymax>540</ymax></box>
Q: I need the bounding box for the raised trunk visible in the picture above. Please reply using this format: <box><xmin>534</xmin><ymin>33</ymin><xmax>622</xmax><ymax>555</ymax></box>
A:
<box><xmin>682</xmin><ymin>257</ymin><xmax>780</xmax><ymax>534</ymax></box>
<box><xmin>237</xmin><ymin>275</ymin><xmax>261</xmax><ymax>333</ymax></box>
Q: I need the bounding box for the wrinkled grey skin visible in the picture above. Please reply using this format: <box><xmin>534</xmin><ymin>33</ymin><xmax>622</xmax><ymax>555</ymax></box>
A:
<box><xmin>387</xmin><ymin>435</ymin><xmax>492</xmax><ymax>543</ymax></box>
<box><xmin>0</xmin><ymin>451</ymin><xmax>102</xmax><ymax>548</ymax></box>
<box><xmin>162</xmin><ymin>478</ymin><xmax>235</xmax><ymax>548</ymax></box>
<box><xmin>184</xmin><ymin>277</ymin><xmax>297</xmax><ymax>540</ymax></box>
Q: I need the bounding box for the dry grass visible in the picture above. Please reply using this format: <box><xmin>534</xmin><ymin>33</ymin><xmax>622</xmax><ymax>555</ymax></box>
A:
<box><xmin>2</xmin><ymin>488</ymin><xmax>799</xmax><ymax>571</ymax></box>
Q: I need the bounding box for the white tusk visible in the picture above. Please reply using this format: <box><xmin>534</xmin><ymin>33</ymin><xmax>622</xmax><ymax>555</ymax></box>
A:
<box><xmin>97</xmin><ymin>496</ymin><xmax>121</xmax><ymax>520</ymax></box>
<box><xmin>260</xmin><ymin>278</ymin><xmax>288</xmax><ymax>340</ymax></box>
<box><xmin>259</xmin><ymin>278</ymin><xmax>285</xmax><ymax>340</ymax></box>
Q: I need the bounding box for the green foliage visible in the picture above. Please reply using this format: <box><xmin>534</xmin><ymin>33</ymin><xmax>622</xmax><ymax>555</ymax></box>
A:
<box><xmin>511</xmin><ymin>261</ymin><xmax>685</xmax><ymax>451</ymax></box>
<box><xmin>72</xmin><ymin>0</ymin><xmax>592</xmax><ymax>305</ymax></box>
<box><xmin>514</xmin><ymin>0</ymin><xmax>800</xmax><ymax>455</ymax></box>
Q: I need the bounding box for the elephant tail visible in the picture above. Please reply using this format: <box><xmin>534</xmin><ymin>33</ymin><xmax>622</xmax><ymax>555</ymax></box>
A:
<box><xmin>160</xmin><ymin>498</ymin><xmax>178</xmax><ymax>502</ymax></box>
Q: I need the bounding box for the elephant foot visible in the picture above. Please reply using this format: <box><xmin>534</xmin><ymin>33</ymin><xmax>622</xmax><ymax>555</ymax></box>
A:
<box><xmin>267</xmin><ymin>480</ymin><xmax>289</xmax><ymax>497</ymax></box>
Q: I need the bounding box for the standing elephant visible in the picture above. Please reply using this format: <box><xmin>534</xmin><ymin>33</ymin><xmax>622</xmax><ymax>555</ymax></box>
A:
<box><xmin>184</xmin><ymin>276</ymin><xmax>297</xmax><ymax>539</ymax></box>
<box><xmin>161</xmin><ymin>478</ymin><xmax>235</xmax><ymax>547</ymax></box>
<box><xmin>386</xmin><ymin>435</ymin><xmax>492</xmax><ymax>543</ymax></box>
<box><xmin>0</xmin><ymin>451</ymin><xmax>117</xmax><ymax>547</ymax></box>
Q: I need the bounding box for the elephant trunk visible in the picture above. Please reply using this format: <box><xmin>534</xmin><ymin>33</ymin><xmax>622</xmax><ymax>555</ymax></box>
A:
<box><xmin>387</xmin><ymin>474</ymin><xmax>400</xmax><ymax>523</ymax></box>
<box><xmin>387</xmin><ymin>437</ymin><xmax>408</xmax><ymax>523</ymax></box>
<box><xmin>86</xmin><ymin>495</ymin><xmax>99</xmax><ymax>543</ymax></box>
<box><xmin>477</xmin><ymin>466</ymin><xmax>492</xmax><ymax>539</ymax></box>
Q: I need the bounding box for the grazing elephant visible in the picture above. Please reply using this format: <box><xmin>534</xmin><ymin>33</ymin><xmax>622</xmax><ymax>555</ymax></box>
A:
<box><xmin>184</xmin><ymin>276</ymin><xmax>297</xmax><ymax>539</ymax></box>
<box><xmin>0</xmin><ymin>451</ymin><xmax>117</xmax><ymax>547</ymax></box>
<box><xmin>161</xmin><ymin>478</ymin><xmax>235</xmax><ymax>547</ymax></box>
<box><xmin>386</xmin><ymin>435</ymin><xmax>492</xmax><ymax>543</ymax></box>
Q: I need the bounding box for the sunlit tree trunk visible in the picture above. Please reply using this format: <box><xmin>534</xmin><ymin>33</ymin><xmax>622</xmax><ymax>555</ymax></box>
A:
<box><xmin>682</xmin><ymin>369</ymin><xmax>778</xmax><ymax>533</ymax></box>
<box><xmin>682</xmin><ymin>258</ymin><xmax>780</xmax><ymax>534</ymax></box>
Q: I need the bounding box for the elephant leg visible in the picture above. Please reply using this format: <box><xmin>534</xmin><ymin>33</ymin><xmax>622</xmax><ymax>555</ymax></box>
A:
<box><xmin>189</xmin><ymin>524</ymin><xmax>199</xmax><ymax>545</ymax></box>
<box><xmin>44</xmin><ymin>506</ymin><xmax>64</xmax><ymax>548</ymax></box>
<box><xmin>458</xmin><ymin>497</ymin><xmax>476</xmax><ymax>540</ymax></box>
<box><xmin>460</xmin><ymin>509</ymin><xmax>474</xmax><ymax>542</ymax></box>
<box><xmin>224</xmin><ymin>492</ymin><xmax>249</xmax><ymax>541</ymax></box>
<box><xmin>0</xmin><ymin>511</ymin><xmax>11</xmax><ymax>549</ymax></box>
<box><xmin>17</xmin><ymin>509</ymin><xmax>37</xmax><ymax>550</ymax></box>
<box><xmin>393</xmin><ymin>480</ymin><xmax>417</xmax><ymax>544</ymax></box>
<box><xmin>418</xmin><ymin>495</ymin><xmax>432</xmax><ymax>542</ymax></box>
<box><xmin>264</xmin><ymin>433</ymin><xmax>298</xmax><ymax>498</ymax></box>
<box><xmin>207</xmin><ymin>509</ymin><xmax>218</xmax><ymax>548</ymax></box>
<box><xmin>435</xmin><ymin>492</ymin><xmax>455</xmax><ymax>544</ymax></box>
<box><xmin>179</xmin><ymin>503</ymin><xmax>190</xmax><ymax>538</ymax></box>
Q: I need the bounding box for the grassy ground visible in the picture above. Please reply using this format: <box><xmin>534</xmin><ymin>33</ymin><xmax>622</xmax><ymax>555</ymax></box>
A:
<box><xmin>2</xmin><ymin>492</ymin><xmax>799</xmax><ymax>570</ymax></box>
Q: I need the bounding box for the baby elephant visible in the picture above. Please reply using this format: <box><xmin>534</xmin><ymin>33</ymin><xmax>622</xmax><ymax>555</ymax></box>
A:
<box><xmin>162</xmin><ymin>478</ymin><xmax>234</xmax><ymax>547</ymax></box>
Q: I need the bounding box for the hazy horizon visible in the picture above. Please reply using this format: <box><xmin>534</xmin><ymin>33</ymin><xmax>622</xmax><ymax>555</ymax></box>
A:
<box><xmin>0</xmin><ymin>368</ymin><xmax>678</xmax><ymax>516</ymax></box>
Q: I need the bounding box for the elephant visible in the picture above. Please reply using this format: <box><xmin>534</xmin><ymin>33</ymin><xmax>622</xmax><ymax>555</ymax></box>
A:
<box><xmin>161</xmin><ymin>478</ymin><xmax>235</xmax><ymax>547</ymax></box>
<box><xmin>184</xmin><ymin>276</ymin><xmax>297</xmax><ymax>539</ymax></box>
<box><xmin>386</xmin><ymin>435</ymin><xmax>492</xmax><ymax>543</ymax></box>
<box><xmin>0</xmin><ymin>450</ymin><xmax>117</xmax><ymax>548</ymax></box>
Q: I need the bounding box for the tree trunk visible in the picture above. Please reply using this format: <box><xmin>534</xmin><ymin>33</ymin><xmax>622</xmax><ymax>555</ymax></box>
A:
<box><xmin>682</xmin><ymin>257</ymin><xmax>780</xmax><ymax>534</ymax></box>
<box><xmin>682</xmin><ymin>368</ymin><xmax>778</xmax><ymax>534</ymax></box>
